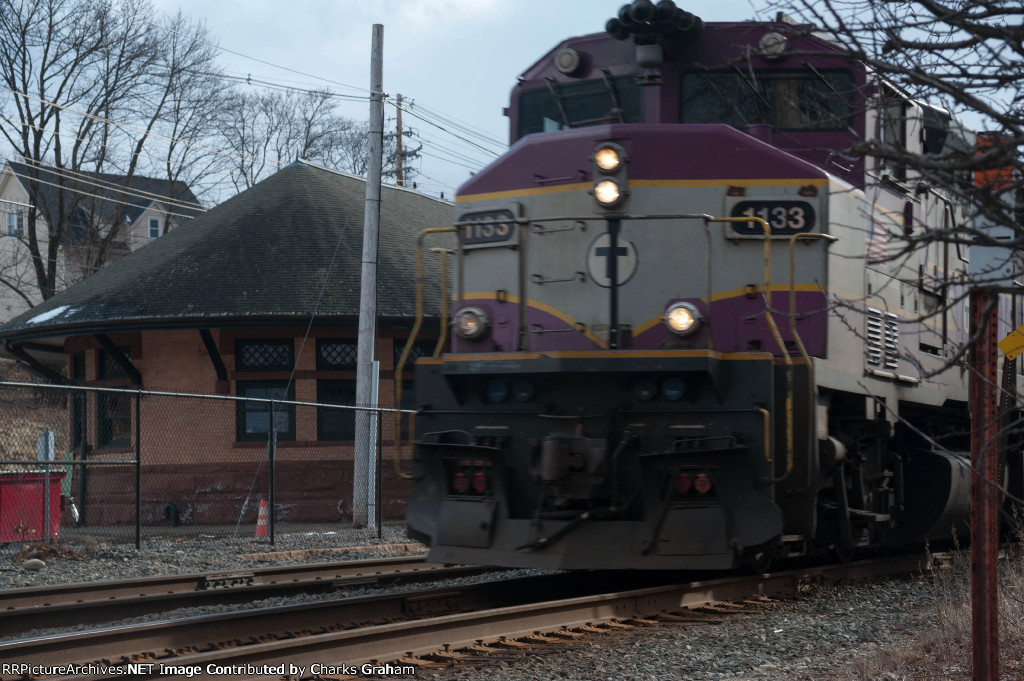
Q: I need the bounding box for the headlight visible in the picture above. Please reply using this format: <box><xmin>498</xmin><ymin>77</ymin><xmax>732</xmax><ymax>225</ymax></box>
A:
<box><xmin>594</xmin><ymin>178</ymin><xmax>624</xmax><ymax>207</ymax></box>
<box><xmin>455</xmin><ymin>307</ymin><xmax>489</xmax><ymax>340</ymax></box>
<box><xmin>512</xmin><ymin>379</ymin><xmax>535</xmax><ymax>402</ymax></box>
<box><xmin>634</xmin><ymin>378</ymin><xmax>657</xmax><ymax>401</ymax></box>
<box><xmin>661</xmin><ymin>376</ymin><xmax>685</xmax><ymax>401</ymax></box>
<box><xmin>486</xmin><ymin>378</ymin><xmax>509</xmax><ymax>403</ymax></box>
<box><xmin>591</xmin><ymin>142</ymin><xmax>628</xmax><ymax>209</ymax></box>
<box><xmin>594</xmin><ymin>145</ymin><xmax>622</xmax><ymax>172</ymax></box>
<box><xmin>664</xmin><ymin>302</ymin><xmax>702</xmax><ymax>337</ymax></box>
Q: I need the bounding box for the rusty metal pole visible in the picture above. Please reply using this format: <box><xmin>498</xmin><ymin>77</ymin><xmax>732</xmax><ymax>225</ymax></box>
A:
<box><xmin>970</xmin><ymin>286</ymin><xmax>999</xmax><ymax>681</ymax></box>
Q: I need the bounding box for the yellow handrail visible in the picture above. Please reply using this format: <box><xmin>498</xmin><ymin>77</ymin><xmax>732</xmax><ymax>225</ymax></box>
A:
<box><xmin>788</xmin><ymin>232</ymin><xmax>838</xmax><ymax>487</ymax></box>
<box><xmin>706</xmin><ymin>216</ymin><xmax>792</xmax><ymax>481</ymax></box>
<box><xmin>393</xmin><ymin>227</ymin><xmax>459</xmax><ymax>480</ymax></box>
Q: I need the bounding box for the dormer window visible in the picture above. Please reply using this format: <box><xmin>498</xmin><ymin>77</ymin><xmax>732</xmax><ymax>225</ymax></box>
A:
<box><xmin>148</xmin><ymin>216</ymin><xmax>161</xmax><ymax>239</ymax></box>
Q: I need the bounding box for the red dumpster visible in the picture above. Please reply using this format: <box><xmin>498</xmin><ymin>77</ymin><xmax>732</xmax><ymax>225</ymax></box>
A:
<box><xmin>0</xmin><ymin>471</ymin><xmax>66</xmax><ymax>542</ymax></box>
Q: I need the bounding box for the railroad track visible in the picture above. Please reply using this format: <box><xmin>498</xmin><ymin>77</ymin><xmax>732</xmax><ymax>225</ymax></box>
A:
<box><xmin>0</xmin><ymin>552</ymin><xmax>932</xmax><ymax>681</ymax></box>
<box><xmin>1</xmin><ymin>556</ymin><xmax>486</xmax><ymax>636</ymax></box>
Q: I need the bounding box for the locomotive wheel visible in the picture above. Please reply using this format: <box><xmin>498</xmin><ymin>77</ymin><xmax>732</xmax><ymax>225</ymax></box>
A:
<box><xmin>742</xmin><ymin>542</ymin><xmax>776</xmax><ymax>573</ymax></box>
<box><xmin>831</xmin><ymin>541</ymin><xmax>855</xmax><ymax>564</ymax></box>
<box><xmin>746</xmin><ymin>549</ymin><xmax>774</xmax><ymax>574</ymax></box>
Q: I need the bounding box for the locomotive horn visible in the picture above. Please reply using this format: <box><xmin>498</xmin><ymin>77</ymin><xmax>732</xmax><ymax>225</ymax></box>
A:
<box><xmin>606</xmin><ymin>0</ymin><xmax>703</xmax><ymax>43</ymax></box>
<box><xmin>629</xmin><ymin>0</ymin><xmax>655</xmax><ymax>23</ymax></box>
<box><xmin>606</xmin><ymin>17</ymin><xmax>631</xmax><ymax>41</ymax></box>
<box><xmin>672</xmin><ymin>8</ymin><xmax>703</xmax><ymax>33</ymax></box>
<box><xmin>618</xmin><ymin>4</ymin><xmax>639</xmax><ymax>29</ymax></box>
<box><xmin>653</xmin><ymin>0</ymin><xmax>677</xmax><ymax>22</ymax></box>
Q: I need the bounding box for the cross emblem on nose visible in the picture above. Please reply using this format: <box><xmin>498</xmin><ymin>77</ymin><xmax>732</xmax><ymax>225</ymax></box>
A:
<box><xmin>586</xmin><ymin>232</ymin><xmax>638</xmax><ymax>288</ymax></box>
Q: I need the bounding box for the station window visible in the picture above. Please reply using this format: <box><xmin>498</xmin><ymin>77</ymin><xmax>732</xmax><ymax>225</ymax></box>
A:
<box><xmin>98</xmin><ymin>346</ymin><xmax>131</xmax><ymax>380</ymax></box>
<box><xmin>393</xmin><ymin>338</ymin><xmax>437</xmax><ymax>372</ymax></box>
<box><xmin>97</xmin><ymin>392</ymin><xmax>132</xmax><ymax>448</ymax></box>
<box><xmin>317</xmin><ymin>339</ymin><xmax>358</xmax><ymax>370</ymax></box>
<box><xmin>317</xmin><ymin>380</ymin><xmax>356</xmax><ymax>441</ymax></box>
<box><xmin>236</xmin><ymin>381</ymin><xmax>295</xmax><ymax>441</ymax></box>
<box><xmin>236</xmin><ymin>339</ymin><xmax>294</xmax><ymax>372</ymax></box>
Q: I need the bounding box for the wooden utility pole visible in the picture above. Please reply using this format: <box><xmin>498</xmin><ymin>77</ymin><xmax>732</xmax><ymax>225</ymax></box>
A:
<box><xmin>970</xmin><ymin>287</ymin><xmax>1000</xmax><ymax>681</ymax></box>
<box><xmin>396</xmin><ymin>94</ymin><xmax>404</xmax><ymax>187</ymax></box>
<box><xmin>353</xmin><ymin>24</ymin><xmax>384</xmax><ymax>529</ymax></box>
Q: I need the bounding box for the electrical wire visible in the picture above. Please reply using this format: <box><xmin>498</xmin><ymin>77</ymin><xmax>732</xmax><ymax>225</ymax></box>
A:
<box><xmin>85</xmin><ymin>0</ymin><xmax>373</xmax><ymax>96</ymax></box>
<box><xmin>2</xmin><ymin>87</ymin><xmax>323</xmax><ymax>193</ymax></box>
<box><xmin>391</xmin><ymin>99</ymin><xmax>503</xmax><ymax>158</ymax></box>
<box><xmin>3</xmin><ymin>167</ymin><xmax>202</xmax><ymax>222</ymax></box>
<box><xmin>13</xmin><ymin>157</ymin><xmax>205</xmax><ymax>212</ymax></box>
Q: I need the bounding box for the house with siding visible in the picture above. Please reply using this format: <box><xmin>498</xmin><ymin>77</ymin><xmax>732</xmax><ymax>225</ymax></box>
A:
<box><xmin>0</xmin><ymin>161</ymin><xmax>454</xmax><ymax>526</ymax></box>
<box><xmin>0</xmin><ymin>161</ymin><xmax>202</xmax><ymax>323</ymax></box>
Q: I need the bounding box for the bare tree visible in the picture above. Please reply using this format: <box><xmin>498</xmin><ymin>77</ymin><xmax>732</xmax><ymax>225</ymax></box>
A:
<box><xmin>768</xmin><ymin>0</ymin><xmax>1023</xmax><ymax>253</ymax></box>
<box><xmin>218</xmin><ymin>86</ymin><xmax>421</xmax><ymax>191</ymax></box>
<box><xmin>337</xmin><ymin>118</ymin><xmax>420</xmax><ymax>183</ymax></box>
<box><xmin>219</xmin><ymin>88</ymin><xmax>359</xmax><ymax>191</ymax></box>
<box><xmin>0</xmin><ymin>0</ymin><xmax>222</xmax><ymax>301</ymax></box>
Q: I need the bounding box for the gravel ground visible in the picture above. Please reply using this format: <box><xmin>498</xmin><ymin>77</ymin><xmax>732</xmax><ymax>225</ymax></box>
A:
<box><xmin>2</xmin><ymin>530</ymin><xmax>944</xmax><ymax>680</ymax></box>
<box><xmin>0</xmin><ymin>526</ymin><xmax>424</xmax><ymax>589</ymax></box>
<box><xmin>419</xmin><ymin>575</ymin><xmax>940</xmax><ymax>681</ymax></box>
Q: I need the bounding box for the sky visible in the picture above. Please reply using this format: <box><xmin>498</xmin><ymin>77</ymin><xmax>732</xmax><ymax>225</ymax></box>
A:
<box><xmin>149</xmin><ymin>0</ymin><xmax>772</xmax><ymax>200</ymax></box>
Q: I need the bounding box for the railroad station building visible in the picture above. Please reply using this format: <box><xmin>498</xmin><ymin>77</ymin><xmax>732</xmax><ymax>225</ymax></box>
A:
<box><xmin>0</xmin><ymin>161</ymin><xmax>454</xmax><ymax>527</ymax></box>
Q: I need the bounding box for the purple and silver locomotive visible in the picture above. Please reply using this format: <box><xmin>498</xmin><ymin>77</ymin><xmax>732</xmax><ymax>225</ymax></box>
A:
<box><xmin>405</xmin><ymin>1</ymin><xmax>985</xmax><ymax>570</ymax></box>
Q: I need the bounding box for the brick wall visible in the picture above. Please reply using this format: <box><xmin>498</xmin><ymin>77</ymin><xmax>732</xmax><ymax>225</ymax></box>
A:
<box><xmin>64</xmin><ymin>325</ymin><xmax>436</xmax><ymax>525</ymax></box>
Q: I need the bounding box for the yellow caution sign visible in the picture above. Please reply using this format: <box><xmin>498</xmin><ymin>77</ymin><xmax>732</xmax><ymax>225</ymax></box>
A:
<box><xmin>999</xmin><ymin>325</ymin><xmax>1024</xmax><ymax>360</ymax></box>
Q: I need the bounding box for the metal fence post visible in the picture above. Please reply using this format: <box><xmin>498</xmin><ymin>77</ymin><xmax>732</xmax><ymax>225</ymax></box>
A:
<box><xmin>377</xmin><ymin>406</ymin><xmax>383</xmax><ymax>542</ymax></box>
<box><xmin>78</xmin><ymin>393</ymin><xmax>90</xmax><ymax>526</ymax></box>
<box><xmin>135</xmin><ymin>390</ymin><xmax>141</xmax><ymax>550</ymax></box>
<box><xmin>269</xmin><ymin>399</ymin><xmax>276</xmax><ymax>545</ymax></box>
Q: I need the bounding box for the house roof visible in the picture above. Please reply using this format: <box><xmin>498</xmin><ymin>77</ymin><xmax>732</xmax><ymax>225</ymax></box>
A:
<box><xmin>0</xmin><ymin>161</ymin><xmax>456</xmax><ymax>352</ymax></box>
<box><xmin>4</xmin><ymin>161</ymin><xmax>204</xmax><ymax>229</ymax></box>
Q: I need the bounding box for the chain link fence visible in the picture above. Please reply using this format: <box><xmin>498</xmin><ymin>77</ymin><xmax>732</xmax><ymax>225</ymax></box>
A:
<box><xmin>0</xmin><ymin>380</ymin><xmax>415</xmax><ymax>549</ymax></box>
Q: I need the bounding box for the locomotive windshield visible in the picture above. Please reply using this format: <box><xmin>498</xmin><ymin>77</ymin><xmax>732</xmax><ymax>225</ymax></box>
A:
<box><xmin>517</xmin><ymin>75</ymin><xmax>643</xmax><ymax>139</ymax></box>
<box><xmin>680</xmin><ymin>69</ymin><xmax>855</xmax><ymax>131</ymax></box>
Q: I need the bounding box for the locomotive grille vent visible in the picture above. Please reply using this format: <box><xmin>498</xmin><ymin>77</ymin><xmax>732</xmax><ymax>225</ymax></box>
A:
<box><xmin>866</xmin><ymin>307</ymin><xmax>899</xmax><ymax>370</ymax></box>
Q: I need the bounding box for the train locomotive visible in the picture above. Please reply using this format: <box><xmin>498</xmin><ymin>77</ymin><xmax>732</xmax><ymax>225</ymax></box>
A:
<box><xmin>404</xmin><ymin>1</ymin><xmax>996</xmax><ymax>570</ymax></box>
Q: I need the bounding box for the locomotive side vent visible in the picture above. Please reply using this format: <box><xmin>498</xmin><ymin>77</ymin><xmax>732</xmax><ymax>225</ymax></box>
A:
<box><xmin>866</xmin><ymin>307</ymin><xmax>899</xmax><ymax>370</ymax></box>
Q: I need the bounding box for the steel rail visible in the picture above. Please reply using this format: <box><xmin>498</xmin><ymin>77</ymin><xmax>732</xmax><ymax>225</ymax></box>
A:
<box><xmin>1</xmin><ymin>557</ymin><xmax>485</xmax><ymax>636</ymax></box>
<box><xmin>0</xmin><ymin>553</ymin><xmax>932</xmax><ymax>681</ymax></box>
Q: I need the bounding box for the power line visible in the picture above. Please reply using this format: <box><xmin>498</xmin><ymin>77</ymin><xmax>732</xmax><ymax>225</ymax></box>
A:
<box><xmin>418</xmin><ymin>150</ymin><xmax>485</xmax><ymax>172</ymax></box>
<box><xmin>84</xmin><ymin>0</ymin><xmax>373</xmax><ymax>96</ymax></box>
<box><xmin>410</xmin><ymin>101</ymin><xmax>506</xmax><ymax>148</ymax></box>
<box><xmin>2</xmin><ymin>87</ymin><xmax>310</xmax><ymax>188</ymax></box>
<box><xmin>3</xmin><ymin>166</ymin><xmax>202</xmax><ymax>222</ymax></box>
<box><xmin>0</xmin><ymin>111</ymin><xmax>244</xmax><ymax>197</ymax></box>
<box><xmin>391</xmin><ymin>99</ymin><xmax>503</xmax><ymax>158</ymax></box>
<box><xmin>14</xmin><ymin>157</ymin><xmax>205</xmax><ymax>212</ymax></box>
<box><xmin>79</xmin><ymin>2</ymin><xmax>507</xmax><ymax>185</ymax></box>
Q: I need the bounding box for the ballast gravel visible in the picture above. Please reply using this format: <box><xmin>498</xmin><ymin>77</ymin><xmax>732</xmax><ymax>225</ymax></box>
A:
<box><xmin>2</xmin><ymin>530</ymin><xmax>943</xmax><ymax>681</ymax></box>
<box><xmin>0</xmin><ymin>526</ymin><xmax>421</xmax><ymax>589</ymax></box>
<box><xmin>419</xmin><ymin>575</ymin><xmax>940</xmax><ymax>681</ymax></box>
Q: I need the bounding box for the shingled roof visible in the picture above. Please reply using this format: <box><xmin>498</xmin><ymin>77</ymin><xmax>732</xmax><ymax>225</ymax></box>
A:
<box><xmin>0</xmin><ymin>161</ymin><xmax>455</xmax><ymax>347</ymax></box>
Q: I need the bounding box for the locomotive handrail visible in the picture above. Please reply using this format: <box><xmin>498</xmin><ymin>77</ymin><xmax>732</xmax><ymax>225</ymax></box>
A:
<box><xmin>789</xmin><ymin>233</ymin><xmax>839</xmax><ymax>488</ymax></box>
<box><xmin>706</xmin><ymin>216</ymin><xmax>794</xmax><ymax>483</ymax></box>
<box><xmin>394</xmin><ymin>227</ymin><xmax>459</xmax><ymax>480</ymax></box>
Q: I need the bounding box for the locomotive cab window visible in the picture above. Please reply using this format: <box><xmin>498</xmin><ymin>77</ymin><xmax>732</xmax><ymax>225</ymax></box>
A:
<box><xmin>516</xmin><ymin>75</ymin><xmax>643</xmax><ymax>140</ymax></box>
<box><xmin>680</xmin><ymin>69</ymin><xmax>855</xmax><ymax>131</ymax></box>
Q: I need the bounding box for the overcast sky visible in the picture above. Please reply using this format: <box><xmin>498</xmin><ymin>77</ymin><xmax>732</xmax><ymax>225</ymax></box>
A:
<box><xmin>150</xmin><ymin>0</ymin><xmax>771</xmax><ymax>199</ymax></box>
